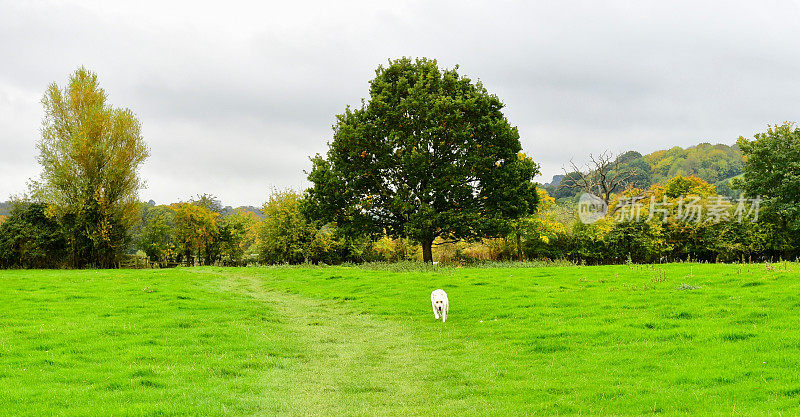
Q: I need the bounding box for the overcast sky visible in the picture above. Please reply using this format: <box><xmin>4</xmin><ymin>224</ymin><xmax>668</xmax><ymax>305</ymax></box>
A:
<box><xmin>1</xmin><ymin>1</ymin><xmax>799</xmax><ymax>206</ymax></box>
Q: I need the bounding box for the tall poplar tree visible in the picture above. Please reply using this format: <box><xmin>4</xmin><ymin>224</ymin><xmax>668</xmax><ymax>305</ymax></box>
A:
<box><xmin>34</xmin><ymin>68</ymin><xmax>149</xmax><ymax>267</ymax></box>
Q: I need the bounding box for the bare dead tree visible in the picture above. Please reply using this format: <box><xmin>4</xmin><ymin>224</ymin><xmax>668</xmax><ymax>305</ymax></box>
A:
<box><xmin>558</xmin><ymin>150</ymin><xmax>635</xmax><ymax>205</ymax></box>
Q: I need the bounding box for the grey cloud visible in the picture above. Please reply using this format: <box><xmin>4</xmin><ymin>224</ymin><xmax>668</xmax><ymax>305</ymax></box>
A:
<box><xmin>1</xmin><ymin>0</ymin><xmax>799</xmax><ymax>205</ymax></box>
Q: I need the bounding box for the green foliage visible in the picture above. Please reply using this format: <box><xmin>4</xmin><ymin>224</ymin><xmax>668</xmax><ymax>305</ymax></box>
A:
<box><xmin>131</xmin><ymin>204</ymin><xmax>175</xmax><ymax>263</ymax></box>
<box><xmin>258</xmin><ymin>190</ymin><xmax>388</xmax><ymax>265</ymax></box>
<box><xmin>736</xmin><ymin>122</ymin><xmax>800</xmax><ymax>230</ymax></box>
<box><xmin>707</xmin><ymin>220</ymin><xmax>781</xmax><ymax>262</ymax></box>
<box><xmin>303</xmin><ymin>225</ymin><xmax>346</xmax><ymax>265</ymax></box>
<box><xmin>372</xmin><ymin>235</ymin><xmax>421</xmax><ymax>262</ymax></box>
<box><xmin>547</xmin><ymin>172</ymin><xmax>584</xmax><ymax>200</ymax></box>
<box><xmin>258</xmin><ymin>190</ymin><xmax>316</xmax><ymax>264</ymax></box>
<box><xmin>306</xmin><ymin>57</ymin><xmax>540</xmax><ymax>262</ymax></box>
<box><xmin>510</xmin><ymin>188</ymin><xmax>568</xmax><ymax>260</ymax></box>
<box><xmin>0</xmin><ymin>202</ymin><xmax>67</xmax><ymax>268</ymax></box>
<box><xmin>171</xmin><ymin>202</ymin><xmax>219</xmax><ymax>266</ymax></box>
<box><xmin>568</xmin><ymin>219</ymin><xmax>613</xmax><ymax>264</ymax></box>
<box><xmin>218</xmin><ymin>209</ymin><xmax>260</xmax><ymax>266</ymax></box>
<box><xmin>32</xmin><ymin>68</ymin><xmax>149</xmax><ymax>268</ymax></box>
<box><xmin>659</xmin><ymin>175</ymin><xmax>716</xmax><ymax>198</ymax></box>
<box><xmin>713</xmin><ymin>175</ymin><xmax>743</xmax><ymax>198</ymax></box>
<box><xmin>129</xmin><ymin>200</ymin><xmax>261</xmax><ymax>267</ymax></box>
<box><xmin>617</xmin><ymin>151</ymin><xmax>653</xmax><ymax>190</ymax></box>
<box><xmin>605</xmin><ymin>220</ymin><xmax>665</xmax><ymax>263</ymax></box>
<box><xmin>645</xmin><ymin>143</ymin><xmax>743</xmax><ymax>184</ymax></box>
<box><xmin>338</xmin><ymin>234</ymin><xmax>381</xmax><ymax>263</ymax></box>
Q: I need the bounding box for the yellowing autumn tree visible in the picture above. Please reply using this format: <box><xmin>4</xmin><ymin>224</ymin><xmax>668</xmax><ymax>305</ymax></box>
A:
<box><xmin>33</xmin><ymin>68</ymin><xmax>149</xmax><ymax>267</ymax></box>
<box><xmin>258</xmin><ymin>190</ymin><xmax>314</xmax><ymax>264</ymax></box>
<box><xmin>171</xmin><ymin>203</ymin><xmax>219</xmax><ymax>266</ymax></box>
<box><xmin>649</xmin><ymin>175</ymin><xmax>716</xmax><ymax>199</ymax></box>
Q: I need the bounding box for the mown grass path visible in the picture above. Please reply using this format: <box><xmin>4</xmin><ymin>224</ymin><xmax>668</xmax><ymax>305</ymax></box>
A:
<box><xmin>213</xmin><ymin>270</ymin><xmax>438</xmax><ymax>416</ymax></box>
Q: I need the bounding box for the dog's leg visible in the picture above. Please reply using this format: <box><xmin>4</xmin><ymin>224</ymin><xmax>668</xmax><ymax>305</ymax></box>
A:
<box><xmin>432</xmin><ymin>302</ymin><xmax>440</xmax><ymax>319</ymax></box>
<box><xmin>442</xmin><ymin>304</ymin><xmax>447</xmax><ymax>322</ymax></box>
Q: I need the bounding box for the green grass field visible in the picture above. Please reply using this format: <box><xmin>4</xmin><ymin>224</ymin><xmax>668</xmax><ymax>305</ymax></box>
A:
<box><xmin>1</xmin><ymin>263</ymin><xmax>799</xmax><ymax>415</ymax></box>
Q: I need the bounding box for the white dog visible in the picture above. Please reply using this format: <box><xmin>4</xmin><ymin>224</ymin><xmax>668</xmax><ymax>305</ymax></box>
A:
<box><xmin>430</xmin><ymin>289</ymin><xmax>449</xmax><ymax>322</ymax></box>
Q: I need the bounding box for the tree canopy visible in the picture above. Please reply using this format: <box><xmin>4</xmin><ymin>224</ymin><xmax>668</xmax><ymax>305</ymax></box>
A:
<box><xmin>658</xmin><ymin>175</ymin><xmax>717</xmax><ymax>199</ymax></box>
<box><xmin>259</xmin><ymin>190</ymin><xmax>315</xmax><ymax>264</ymax></box>
<box><xmin>735</xmin><ymin>122</ymin><xmax>800</xmax><ymax>230</ymax></box>
<box><xmin>171</xmin><ymin>202</ymin><xmax>219</xmax><ymax>266</ymax></box>
<box><xmin>0</xmin><ymin>201</ymin><xmax>66</xmax><ymax>269</ymax></box>
<box><xmin>645</xmin><ymin>143</ymin><xmax>743</xmax><ymax>184</ymax></box>
<box><xmin>305</xmin><ymin>57</ymin><xmax>540</xmax><ymax>262</ymax></box>
<box><xmin>33</xmin><ymin>68</ymin><xmax>149</xmax><ymax>267</ymax></box>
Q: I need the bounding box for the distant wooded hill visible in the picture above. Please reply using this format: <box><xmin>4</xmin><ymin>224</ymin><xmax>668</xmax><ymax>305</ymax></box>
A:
<box><xmin>545</xmin><ymin>142</ymin><xmax>744</xmax><ymax>199</ymax></box>
<box><xmin>645</xmin><ymin>143</ymin><xmax>742</xmax><ymax>184</ymax></box>
<box><xmin>223</xmin><ymin>205</ymin><xmax>264</xmax><ymax>218</ymax></box>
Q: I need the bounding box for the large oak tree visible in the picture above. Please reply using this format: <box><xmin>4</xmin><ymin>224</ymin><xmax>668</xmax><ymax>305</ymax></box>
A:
<box><xmin>305</xmin><ymin>58</ymin><xmax>539</xmax><ymax>262</ymax></box>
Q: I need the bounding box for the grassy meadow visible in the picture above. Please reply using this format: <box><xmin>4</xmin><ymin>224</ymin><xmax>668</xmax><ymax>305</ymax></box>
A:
<box><xmin>1</xmin><ymin>262</ymin><xmax>799</xmax><ymax>415</ymax></box>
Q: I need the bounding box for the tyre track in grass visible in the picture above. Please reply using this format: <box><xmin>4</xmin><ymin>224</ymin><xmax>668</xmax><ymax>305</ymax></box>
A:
<box><xmin>202</xmin><ymin>269</ymin><xmax>439</xmax><ymax>416</ymax></box>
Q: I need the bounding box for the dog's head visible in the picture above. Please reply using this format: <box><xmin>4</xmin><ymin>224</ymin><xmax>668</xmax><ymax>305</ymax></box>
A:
<box><xmin>432</xmin><ymin>290</ymin><xmax>446</xmax><ymax>312</ymax></box>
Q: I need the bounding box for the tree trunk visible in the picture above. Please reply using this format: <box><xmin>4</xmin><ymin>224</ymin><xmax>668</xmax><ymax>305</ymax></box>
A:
<box><xmin>422</xmin><ymin>238</ymin><xmax>433</xmax><ymax>263</ymax></box>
